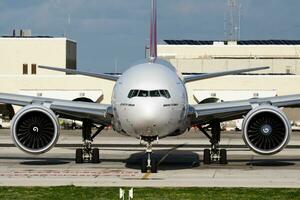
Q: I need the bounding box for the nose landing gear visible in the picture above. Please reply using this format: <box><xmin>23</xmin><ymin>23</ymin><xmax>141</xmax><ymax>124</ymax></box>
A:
<box><xmin>141</xmin><ymin>136</ymin><xmax>158</xmax><ymax>173</ymax></box>
<box><xmin>198</xmin><ymin>121</ymin><xmax>228</xmax><ymax>165</ymax></box>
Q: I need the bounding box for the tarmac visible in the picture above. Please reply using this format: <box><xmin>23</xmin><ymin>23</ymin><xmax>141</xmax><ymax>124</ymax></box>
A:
<box><xmin>0</xmin><ymin>128</ymin><xmax>300</xmax><ymax>188</ymax></box>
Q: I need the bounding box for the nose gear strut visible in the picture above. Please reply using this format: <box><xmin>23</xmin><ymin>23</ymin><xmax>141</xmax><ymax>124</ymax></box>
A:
<box><xmin>140</xmin><ymin>136</ymin><xmax>158</xmax><ymax>173</ymax></box>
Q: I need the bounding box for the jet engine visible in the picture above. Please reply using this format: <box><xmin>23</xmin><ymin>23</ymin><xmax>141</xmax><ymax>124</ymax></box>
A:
<box><xmin>11</xmin><ymin>105</ymin><xmax>60</xmax><ymax>154</ymax></box>
<box><xmin>242</xmin><ymin>105</ymin><xmax>291</xmax><ymax>155</ymax></box>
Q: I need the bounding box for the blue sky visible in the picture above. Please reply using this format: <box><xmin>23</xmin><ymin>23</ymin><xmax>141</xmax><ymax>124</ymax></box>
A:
<box><xmin>1</xmin><ymin>0</ymin><xmax>300</xmax><ymax>72</ymax></box>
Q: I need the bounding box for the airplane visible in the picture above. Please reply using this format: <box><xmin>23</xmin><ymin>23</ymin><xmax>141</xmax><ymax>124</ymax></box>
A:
<box><xmin>1</xmin><ymin>0</ymin><xmax>300</xmax><ymax>173</ymax></box>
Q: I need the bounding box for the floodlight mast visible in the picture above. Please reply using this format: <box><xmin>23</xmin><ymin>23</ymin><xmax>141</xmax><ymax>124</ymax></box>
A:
<box><xmin>149</xmin><ymin>0</ymin><xmax>157</xmax><ymax>62</ymax></box>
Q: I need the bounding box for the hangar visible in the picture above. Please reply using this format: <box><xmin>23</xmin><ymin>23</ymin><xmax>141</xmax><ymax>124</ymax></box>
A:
<box><xmin>0</xmin><ymin>31</ymin><xmax>300</xmax><ymax>127</ymax></box>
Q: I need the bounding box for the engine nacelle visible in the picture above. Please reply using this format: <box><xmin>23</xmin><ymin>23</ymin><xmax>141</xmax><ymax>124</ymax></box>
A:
<box><xmin>242</xmin><ymin>105</ymin><xmax>291</xmax><ymax>155</ymax></box>
<box><xmin>11</xmin><ymin>105</ymin><xmax>60</xmax><ymax>154</ymax></box>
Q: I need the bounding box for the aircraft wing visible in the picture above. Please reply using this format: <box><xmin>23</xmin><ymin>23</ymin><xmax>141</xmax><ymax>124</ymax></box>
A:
<box><xmin>0</xmin><ymin>93</ymin><xmax>112</xmax><ymax>125</ymax></box>
<box><xmin>189</xmin><ymin>94</ymin><xmax>300</xmax><ymax>125</ymax></box>
<box><xmin>39</xmin><ymin>65</ymin><xmax>119</xmax><ymax>81</ymax></box>
<box><xmin>183</xmin><ymin>66</ymin><xmax>269</xmax><ymax>83</ymax></box>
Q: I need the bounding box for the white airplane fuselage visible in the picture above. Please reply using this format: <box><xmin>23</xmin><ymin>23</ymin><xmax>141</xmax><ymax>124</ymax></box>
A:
<box><xmin>112</xmin><ymin>62</ymin><xmax>189</xmax><ymax>139</ymax></box>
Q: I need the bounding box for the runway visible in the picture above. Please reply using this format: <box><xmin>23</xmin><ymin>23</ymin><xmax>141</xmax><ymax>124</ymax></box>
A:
<box><xmin>0</xmin><ymin>129</ymin><xmax>300</xmax><ymax>188</ymax></box>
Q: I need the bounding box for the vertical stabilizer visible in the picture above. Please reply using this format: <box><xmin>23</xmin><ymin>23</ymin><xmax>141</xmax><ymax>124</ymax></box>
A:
<box><xmin>149</xmin><ymin>0</ymin><xmax>157</xmax><ymax>62</ymax></box>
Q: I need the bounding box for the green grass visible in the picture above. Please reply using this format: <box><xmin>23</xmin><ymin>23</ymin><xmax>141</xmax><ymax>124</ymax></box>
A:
<box><xmin>0</xmin><ymin>187</ymin><xmax>300</xmax><ymax>200</ymax></box>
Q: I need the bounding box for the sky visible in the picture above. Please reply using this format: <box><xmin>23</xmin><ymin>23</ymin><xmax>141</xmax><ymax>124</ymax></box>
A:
<box><xmin>1</xmin><ymin>0</ymin><xmax>300</xmax><ymax>72</ymax></box>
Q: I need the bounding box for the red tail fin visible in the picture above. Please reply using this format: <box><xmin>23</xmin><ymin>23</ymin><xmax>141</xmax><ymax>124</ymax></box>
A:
<box><xmin>149</xmin><ymin>0</ymin><xmax>157</xmax><ymax>62</ymax></box>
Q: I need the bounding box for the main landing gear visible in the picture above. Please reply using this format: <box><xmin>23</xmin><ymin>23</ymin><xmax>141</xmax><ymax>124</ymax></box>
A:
<box><xmin>197</xmin><ymin>121</ymin><xmax>228</xmax><ymax>165</ymax></box>
<box><xmin>140</xmin><ymin>136</ymin><xmax>158</xmax><ymax>173</ymax></box>
<box><xmin>75</xmin><ymin>120</ymin><xmax>105</xmax><ymax>164</ymax></box>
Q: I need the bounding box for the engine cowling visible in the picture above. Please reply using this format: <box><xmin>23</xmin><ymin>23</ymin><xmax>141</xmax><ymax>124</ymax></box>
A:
<box><xmin>11</xmin><ymin>105</ymin><xmax>60</xmax><ymax>154</ymax></box>
<box><xmin>242</xmin><ymin>105</ymin><xmax>291</xmax><ymax>155</ymax></box>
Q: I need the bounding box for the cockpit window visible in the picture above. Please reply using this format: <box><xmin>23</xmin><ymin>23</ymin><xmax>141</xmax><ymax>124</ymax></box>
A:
<box><xmin>150</xmin><ymin>90</ymin><xmax>160</xmax><ymax>97</ymax></box>
<box><xmin>128</xmin><ymin>90</ymin><xmax>139</xmax><ymax>98</ymax></box>
<box><xmin>128</xmin><ymin>90</ymin><xmax>134</xmax><ymax>98</ymax></box>
<box><xmin>128</xmin><ymin>89</ymin><xmax>171</xmax><ymax>99</ymax></box>
<box><xmin>159</xmin><ymin>90</ymin><xmax>171</xmax><ymax>98</ymax></box>
<box><xmin>138</xmin><ymin>90</ymin><xmax>149</xmax><ymax>97</ymax></box>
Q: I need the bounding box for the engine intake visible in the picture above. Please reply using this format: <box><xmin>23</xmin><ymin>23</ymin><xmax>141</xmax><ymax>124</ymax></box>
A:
<box><xmin>242</xmin><ymin>105</ymin><xmax>291</xmax><ymax>155</ymax></box>
<box><xmin>11</xmin><ymin>105</ymin><xmax>60</xmax><ymax>154</ymax></box>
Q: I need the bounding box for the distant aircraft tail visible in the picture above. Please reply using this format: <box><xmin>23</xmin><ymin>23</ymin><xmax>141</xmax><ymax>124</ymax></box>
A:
<box><xmin>149</xmin><ymin>0</ymin><xmax>157</xmax><ymax>62</ymax></box>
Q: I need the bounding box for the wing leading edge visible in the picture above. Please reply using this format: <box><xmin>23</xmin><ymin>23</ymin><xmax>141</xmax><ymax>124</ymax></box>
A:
<box><xmin>39</xmin><ymin>65</ymin><xmax>119</xmax><ymax>81</ymax></box>
<box><xmin>190</xmin><ymin>94</ymin><xmax>300</xmax><ymax>125</ymax></box>
<box><xmin>183</xmin><ymin>66</ymin><xmax>269</xmax><ymax>83</ymax></box>
<box><xmin>0</xmin><ymin>93</ymin><xmax>112</xmax><ymax>125</ymax></box>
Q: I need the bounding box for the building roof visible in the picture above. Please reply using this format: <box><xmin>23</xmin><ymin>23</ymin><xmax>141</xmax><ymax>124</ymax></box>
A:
<box><xmin>1</xmin><ymin>36</ymin><xmax>53</xmax><ymax>38</ymax></box>
<box><xmin>164</xmin><ymin>40</ymin><xmax>300</xmax><ymax>45</ymax></box>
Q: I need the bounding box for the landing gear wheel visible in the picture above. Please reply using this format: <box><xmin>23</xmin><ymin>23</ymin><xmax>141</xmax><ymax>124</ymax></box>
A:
<box><xmin>198</xmin><ymin>122</ymin><xmax>229</xmax><ymax>165</ymax></box>
<box><xmin>141</xmin><ymin>157</ymin><xmax>148</xmax><ymax>173</ymax></box>
<box><xmin>140</xmin><ymin>136</ymin><xmax>158</xmax><ymax>173</ymax></box>
<box><xmin>91</xmin><ymin>148</ymin><xmax>100</xmax><ymax>163</ymax></box>
<box><xmin>203</xmin><ymin>149</ymin><xmax>211</xmax><ymax>165</ymax></box>
<box><xmin>219</xmin><ymin>149</ymin><xmax>227</xmax><ymax>164</ymax></box>
<box><xmin>150</xmin><ymin>158</ymin><xmax>158</xmax><ymax>173</ymax></box>
<box><xmin>75</xmin><ymin>149</ymin><xmax>83</xmax><ymax>163</ymax></box>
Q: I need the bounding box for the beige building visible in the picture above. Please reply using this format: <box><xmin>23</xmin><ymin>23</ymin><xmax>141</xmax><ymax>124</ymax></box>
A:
<box><xmin>158</xmin><ymin>40</ymin><xmax>300</xmax><ymax>122</ymax></box>
<box><xmin>1</xmin><ymin>35</ymin><xmax>300</xmax><ymax>126</ymax></box>
<box><xmin>159</xmin><ymin>40</ymin><xmax>300</xmax><ymax>74</ymax></box>
<box><xmin>0</xmin><ymin>34</ymin><xmax>115</xmax><ymax>124</ymax></box>
<box><xmin>0</xmin><ymin>37</ymin><xmax>76</xmax><ymax>75</ymax></box>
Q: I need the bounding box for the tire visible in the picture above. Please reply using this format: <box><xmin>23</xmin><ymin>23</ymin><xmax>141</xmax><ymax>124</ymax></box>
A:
<box><xmin>91</xmin><ymin>148</ymin><xmax>100</xmax><ymax>163</ymax></box>
<box><xmin>141</xmin><ymin>157</ymin><xmax>148</xmax><ymax>173</ymax></box>
<box><xmin>220</xmin><ymin>149</ymin><xmax>228</xmax><ymax>164</ymax></box>
<box><xmin>203</xmin><ymin>149</ymin><xmax>211</xmax><ymax>165</ymax></box>
<box><xmin>151</xmin><ymin>158</ymin><xmax>158</xmax><ymax>173</ymax></box>
<box><xmin>75</xmin><ymin>149</ymin><xmax>83</xmax><ymax>164</ymax></box>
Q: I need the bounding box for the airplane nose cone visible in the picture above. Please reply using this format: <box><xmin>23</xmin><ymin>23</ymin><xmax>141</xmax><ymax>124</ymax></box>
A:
<box><xmin>130</xmin><ymin>101</ymin><xmax>167</xmax><ymax>136</ymax></box>
<box><xmin>143</xmin><ymin>104</ymin><xmax>157</xmax><ymax>124</ymax></box>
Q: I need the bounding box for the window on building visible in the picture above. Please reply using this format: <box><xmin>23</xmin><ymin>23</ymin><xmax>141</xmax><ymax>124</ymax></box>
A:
<box><xmin>211</xmin><ymin>93</ymin><xmax>216</xmax><ymax>97</ymax></box>
<box><xmin>23</xmin><ymin>64</ymin><xmax>28</xmax><ymax>75</ymax></box>
<box><xmin>31</xmin><ymin>64</ymin><xmax>37</xmax><ymax>74</ymax></box>
<box><xmin>286</xmin><ymin>66</ymin><xmax>291</xmax><ymax>74</ymax></box>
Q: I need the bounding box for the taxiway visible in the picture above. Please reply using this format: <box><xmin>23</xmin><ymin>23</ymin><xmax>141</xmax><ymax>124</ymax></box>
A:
<box><xmin>0</xmin><ymin>129</ymin><xmax>300</xmax><ymax>188</ymax></box>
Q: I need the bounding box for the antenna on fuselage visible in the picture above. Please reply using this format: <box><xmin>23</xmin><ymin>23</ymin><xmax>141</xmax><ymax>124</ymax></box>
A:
<box><xmin>149</xmin><ymin>0</ymin><xmax>157</xmax><ymax>63</ymax></box>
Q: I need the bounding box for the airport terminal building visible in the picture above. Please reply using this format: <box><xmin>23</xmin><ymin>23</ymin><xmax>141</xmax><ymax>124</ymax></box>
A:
<box><xmin>0</xmin><ymin>31</ymin><xmax>300</xmax><ymax>126</ymax></box>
